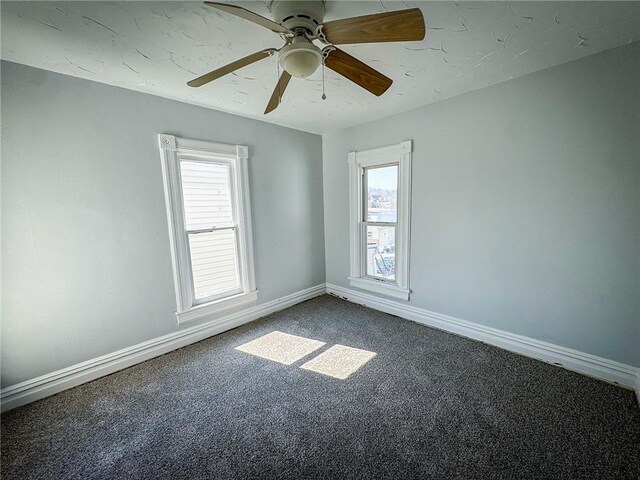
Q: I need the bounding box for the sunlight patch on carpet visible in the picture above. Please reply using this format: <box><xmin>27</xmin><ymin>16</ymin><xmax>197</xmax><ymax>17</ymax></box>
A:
<box><xmin>235</xmin><ymin>331</ymin><xmax>326</xmax><ymax>365</ymax></box>
<box><xmin>300</xmin><ymin>345</ymin><xmax>377</xmax><ymax>379</ymax></box>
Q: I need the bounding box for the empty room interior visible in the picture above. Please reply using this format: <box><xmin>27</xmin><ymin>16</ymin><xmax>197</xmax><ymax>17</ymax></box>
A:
<box><xmin>1</xmin><ymin>1</ymin><xmax>639</xmax><ymax>478</ymax></box>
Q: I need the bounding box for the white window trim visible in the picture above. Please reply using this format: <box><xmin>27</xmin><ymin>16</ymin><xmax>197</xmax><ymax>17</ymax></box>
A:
<box><xmin>348</xmin><ymin>140</ymin><xmax>412</xmax><ymax>301</ymax></box>
<box><xmin>158</xmin><ymin>134</ymin><xmax>257</xmax><ymax>324</ymax></box>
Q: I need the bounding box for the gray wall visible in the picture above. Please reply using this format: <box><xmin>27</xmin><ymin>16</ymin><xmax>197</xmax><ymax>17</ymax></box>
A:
<box><xmin>323</xmin><ymin>43</ymin><xmax>640</xmax><ymax>367</ymax></box>
<box><xmin>1</xmin><ymin>61</ymin><xmax>325</xmax><ymax>387</ymax></box>
<box><xmin>3</xmin><ymin>42</ymin><xmax>639</xmax><ymax>389</ymax></box>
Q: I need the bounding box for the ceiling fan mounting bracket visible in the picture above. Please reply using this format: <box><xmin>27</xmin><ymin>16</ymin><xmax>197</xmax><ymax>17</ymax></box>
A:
<box><xmin>316</xmin><ymin>24</ymin><xmax>328</xmax><ymax>44</ymax></box>
<box><xmin>271</xmin><ymin>0</ymin><xmax>326</xmax><ymax>36</ymax></box>
<box><xmin>321</xmin><ymin>45</ymin><xmax>336</xmax><ymax>59</ymax></box>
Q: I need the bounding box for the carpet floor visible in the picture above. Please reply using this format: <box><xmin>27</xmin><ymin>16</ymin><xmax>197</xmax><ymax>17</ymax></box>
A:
<box><xmin>2</xmin><ymin>295</ymin><xmax>639</xmax><ymax>479</ymax></box>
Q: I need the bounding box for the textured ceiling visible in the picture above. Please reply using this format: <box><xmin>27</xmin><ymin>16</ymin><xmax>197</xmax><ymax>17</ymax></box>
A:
<box><xmin>2</xmin><ymin>1</ymin><xmax>639</xmax><ymax>134</ymax></box>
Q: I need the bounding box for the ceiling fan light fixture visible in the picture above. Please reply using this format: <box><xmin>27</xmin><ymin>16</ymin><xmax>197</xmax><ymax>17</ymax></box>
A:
<box><xmin>278</xmin><ymin>39</ymin><xmax>322</xmax><ymax>78</ymax></box>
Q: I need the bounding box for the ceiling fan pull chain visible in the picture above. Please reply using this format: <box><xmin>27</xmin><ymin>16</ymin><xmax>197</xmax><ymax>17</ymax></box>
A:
<box><xmin>322</xmin><ymin>59</ymin><xmax>326</xmax><ymax>100</ymax></box>
<box><xmin>277</xmin><ymin>60</ymin><xmax>282</xmax><ymax>104</ymax></box>
<box><xmin>320</xmin><ymin>46</ymin><xmax>336</xmax><ymax>100</ymax></box>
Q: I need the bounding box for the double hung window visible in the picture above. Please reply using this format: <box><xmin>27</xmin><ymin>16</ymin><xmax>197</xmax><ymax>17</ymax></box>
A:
<box><xmin>348</xmin><ymin>141</ymin><xmax>412</xmax><ymax>300</ymax></box>
<box><xmin>159</xmin><ymin>135</ymin><xmax>256</xmax><ymax>324</ymax></box>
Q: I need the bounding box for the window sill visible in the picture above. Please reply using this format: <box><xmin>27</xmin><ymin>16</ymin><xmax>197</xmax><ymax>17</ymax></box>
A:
<box><xmin>348</xmin><ymin>277</ymin><xmax>410</xmax><ymax>301</ymax></box>
<box><xmin>176</xmin><ymin>290</ymin><xmax>258</xmax><ymax>325</ymax></box>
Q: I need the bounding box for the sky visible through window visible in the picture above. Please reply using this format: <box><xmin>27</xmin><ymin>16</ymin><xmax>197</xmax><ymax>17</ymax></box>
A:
<box><xmin>367</xmin><ymin>165</ymin><xmax>398</xmax><ymax>191</ymax></box>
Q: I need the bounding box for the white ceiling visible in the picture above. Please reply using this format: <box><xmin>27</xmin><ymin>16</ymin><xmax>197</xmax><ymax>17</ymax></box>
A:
<box><xmin>2</xmin><ymin>1</ymin><xmax>639</xmax><ymax>134</ymax></box>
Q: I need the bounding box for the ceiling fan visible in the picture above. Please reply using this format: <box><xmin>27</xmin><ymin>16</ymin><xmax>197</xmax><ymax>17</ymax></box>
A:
<box><xmin>187</xmin><ymin>1</ymin><xmax>426</xmax><ymax>114</ymax></box>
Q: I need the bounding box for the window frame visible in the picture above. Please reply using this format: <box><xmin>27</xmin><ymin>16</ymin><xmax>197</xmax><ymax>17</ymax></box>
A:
<box><xmin>348</xmin><ymin>141</ymin><xmax>412</xmax><ymax>300</ymax></box>
<box><xmin>159</xmin><ymin>134</ymin><xmax>257</xmax><ymax>324</ymax></box>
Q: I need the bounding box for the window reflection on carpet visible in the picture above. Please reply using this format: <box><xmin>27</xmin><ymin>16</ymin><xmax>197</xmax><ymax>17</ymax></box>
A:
<box><xmin>236</xmin><ymin>332</ymin><xmax>376</xmax><ymax>379</ymax></box>
<box><xmin>235</xmin><ymin>331</ymin><xmax>325</xmax><ymax>365</ymax></box>
<box><xmin>300</xmin><ymin>345</ymin><xmax>376</xmax><ymax>379</ymax></box>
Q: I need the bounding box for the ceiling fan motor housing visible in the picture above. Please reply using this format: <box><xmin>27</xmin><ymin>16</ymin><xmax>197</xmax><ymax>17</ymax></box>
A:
<box><xmin>271</xmin><ymin>0</ymin><xmax>326</xmax><ymax>34</ymax></box>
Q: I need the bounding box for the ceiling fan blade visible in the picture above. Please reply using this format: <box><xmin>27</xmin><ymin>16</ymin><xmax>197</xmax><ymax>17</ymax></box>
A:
<box><xmin>324</xmin><ymin>48</ymin><xmax>392</xmax><ymax>96</ymax></box>
<box><xmin>264</xmin><ymin>71</ymin><xmax>292</xmax><ymax>114</ymax></box>
<box><xmin>187</xmin><ymin>49</ymin><xmax>275</xmax><ymax>87</ymax></box>
<box><xmin>320</xmin><ymin>8</ymin><xmax>425</xmax><ymax>45</ymax></box>
<box><xmin>204</xmin><ymin>2</ymin><xmax>292</xmax><ymax>34</ymax></box>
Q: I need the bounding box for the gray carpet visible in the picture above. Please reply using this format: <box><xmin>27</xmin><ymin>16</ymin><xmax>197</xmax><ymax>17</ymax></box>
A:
<box><xmin>2</xmin><ymin>295</ymin><xmax>639</xmax><ymax>479</ymax></box>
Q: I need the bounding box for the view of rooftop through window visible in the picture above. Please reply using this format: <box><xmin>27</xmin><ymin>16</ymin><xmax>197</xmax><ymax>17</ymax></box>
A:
<box><xmin>365</xmin><ymin>165</ymin><xmax>398</xmax><ymax>281</ymax></box>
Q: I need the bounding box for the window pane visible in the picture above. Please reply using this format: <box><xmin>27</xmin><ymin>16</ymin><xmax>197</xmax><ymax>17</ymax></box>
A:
<box><xmin>366</xmin><ymin>165</ymin><xmax>397</xmax><ymax>223</ymax></box>
<box><xmin>188</xmin><ymin>229</ymin><xmax>239</xmax><ymax>300</ymax></box>
<box><xmin>180</xmin><ymin>161</ymin><xmax>233</xmax><ymax>231</ymax></box>
<box><xmin>366</xmin><ymin>226</ymin><xmax>395</xmax><ymax>280</ymax></box>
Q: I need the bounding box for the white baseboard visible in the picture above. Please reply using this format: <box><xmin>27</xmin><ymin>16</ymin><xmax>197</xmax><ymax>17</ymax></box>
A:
<box><xmin>326</xmin><ymin>283</ymin><xmax>640</xmax><ymax>391</ymax></box>
<box><xmin>0</xmin><ymin>284</ymin><xmax>326</xmax><ymax>412</ymax></box>
<box><xmin>4</xmin><ymin>282</ymin><xmax>638</xmax><ymax>412</ymax></box>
